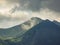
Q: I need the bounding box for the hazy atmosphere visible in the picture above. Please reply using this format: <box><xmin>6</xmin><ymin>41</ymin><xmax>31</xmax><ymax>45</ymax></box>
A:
<box><xmin>0</xmin><ymin>0</ymin><xmax>60</xmax><ymax>28</ymax></box>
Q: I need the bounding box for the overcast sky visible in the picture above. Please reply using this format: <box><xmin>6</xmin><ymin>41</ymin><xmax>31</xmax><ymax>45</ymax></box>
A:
<box><xmin>0</xmin><ymin>0</ymin><xmax>60</xmax><ymax>28</ymax></box>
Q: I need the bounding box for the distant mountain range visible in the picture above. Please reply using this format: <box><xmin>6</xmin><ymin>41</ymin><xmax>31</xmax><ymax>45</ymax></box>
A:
<box><xmin>0</xmin><ymin>17</ymin><xmax>60</xmax><ymax>45</ymax></box>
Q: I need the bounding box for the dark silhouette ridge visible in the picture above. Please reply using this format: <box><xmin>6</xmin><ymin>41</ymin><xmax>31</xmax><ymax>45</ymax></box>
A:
<box><xmin>0</xmin><ymin>17</ymin><xmax>60</xmax><ymax>45</ymax></box>
<box><xmin>21</xmin><ymin>20</ymin><xmax>60</xmax><ymax>45</ymax></box>
<box><xmin>53</xmin><ymin>20</ymin><xmax>60</xmax><ymax>26</ymax></box>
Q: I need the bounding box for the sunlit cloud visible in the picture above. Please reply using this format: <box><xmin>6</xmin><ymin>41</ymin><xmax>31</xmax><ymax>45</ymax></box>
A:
<box><xmin>0</xmin><ymin>0</ymin><xmax>6</xmax><ymax>4</ymax></box>
<box><xmin>0</xmin><ymin>0</ymin><xmax>60</xmax><ymax>28</ymax></box>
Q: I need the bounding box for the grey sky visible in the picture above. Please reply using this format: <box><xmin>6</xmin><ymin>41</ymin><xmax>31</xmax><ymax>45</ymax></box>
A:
<box><xmin>0</xmin><ymin>0</ymin><xmax>60</xmax><ymax>28</ymax></box>
<box><xmin>6</xmin><ymin>0</ymin><xmax>60</xmax><ymax>12</ymax></box>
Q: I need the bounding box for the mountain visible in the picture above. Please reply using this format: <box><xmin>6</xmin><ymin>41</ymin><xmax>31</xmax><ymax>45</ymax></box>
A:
<box><xmin>21</xmin><ymin>17</ymin><xmax>42</xmax><ymax>30</ymax></box>
<box><xmin>0</xmin><ymin>17</ymin><xmax>42</xmax><ymax>39</ymax></box>
<box><xmin>53</xmin><ymin>20</ymin><xmax>60</xmax><ymax>26</ymax></box>
<box><xmin>0</xmin><ymin>17</ymin><xmax>60</xmax><ymax>45</ymax></box>
<box><xmin>21</xmin><ymin>20</ymin><xmax>60</xmax><ymax>45</ymax></box>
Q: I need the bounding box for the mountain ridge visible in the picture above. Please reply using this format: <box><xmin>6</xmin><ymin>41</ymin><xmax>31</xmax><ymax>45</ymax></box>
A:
<box><xmin>21</xmin><ymin>19</ymin><xmax>60</xmax><ymax>45</ymax></box>
<box><xmin>0</xmin><ymin>17</ymin><xmax>42</xmax><ymax>38</ymax></box>
<box><xmin>0</xmin><ymin>17</ymin><xmax>60</xmax><ymax>45</ymax></box>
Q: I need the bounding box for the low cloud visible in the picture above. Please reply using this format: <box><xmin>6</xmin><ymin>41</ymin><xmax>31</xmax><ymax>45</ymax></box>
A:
<box><xmin>5</xmin><ymin>0</ymin><xmax>60</xmax><ymax>19</ymax></box>
<box><xmin>6</xmin><ymin>0</ymin><xmax>60</xmax><ymax>12</ymax></box>
<box><xmin>6</xmin><ymin>0</ymin><xmax>42</xmax><ymax>11</ymax></box>
<box><xmin>0</xmin><ymin>0</ymin><xmax>60</xmax><ymax>28</ymax></box>
<box><xmin>0</xmin><ymin>12</ymin><xmax>30</xmax><ymax>28</ymax></box>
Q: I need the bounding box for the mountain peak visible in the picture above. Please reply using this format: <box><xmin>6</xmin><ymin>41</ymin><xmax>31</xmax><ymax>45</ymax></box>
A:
<box><xmin>45</xmin><ymin>19</ymin><xmax>52</xmax><ymax>22</ymax></box>
<box><xmin>38</xmin><ymin>19</ymin><xmax>59</xmax><ymax>28</ymax></box>
<box><xmin>53</xmin><ymin>20</ymin><xmax>60</xmax><ymax>26</ymax></box>
<box><xmin>21</xmin><ymin>17</ymin><xmax>42</xmax><ymax>30</ymax></box>
<box><xmin>21</xmin><ymin>18</ymin><xmax>60</xmax><ymax>45</ymax></box>
<box><xmin>31</xmin><ymin>17</ymin><xmax>42</xmax><ymax>21</ymax></box>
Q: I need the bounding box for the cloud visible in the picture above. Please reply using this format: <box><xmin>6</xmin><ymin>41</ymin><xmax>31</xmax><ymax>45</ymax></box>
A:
<box><xmin>0</xmin><ymin>0</ymin><xmax>60</xmax><ymax>20</ymax></box>
<box><xmin>30</xmin><ymin>8</ymin><xmax>60</xmax><ymax>21</ymax></box>
<box><xmin>0</xmin><ymin>0</ymin><xmax>6</xmax><ymax>4</ymax></box>
<box><xmin>0</xmin><ymin>11</ymin><xmax>31</xmax><ymax>22</ymax></box>
<box><xmin>6</xmin><ymin>0</ymin><xmax>60</xmax><ymax>12</ymax></box>
<box><xmin>0</xmin><ymin>0</ymin><xmax>60</xmax><ymax>19</ymax></box>
<box><xmin>42</xmin><ymin>0</ymin><xmax>60</xmax><ymax>12</ymax></box>
<box><xmin>0</xmin><ymin>0</ymin><xmax>60</xmax><ymax>28</ymax></box>
<box><xmin>6</xmin><ymin>0</ymin><xmax>43</xmax><ymax>11</ymax></box>
<box><xmin>0</xmin><ymin>12</ymin><xmax>31</xmax><ymax>28</ymax></box>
